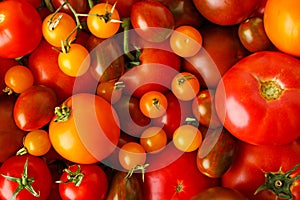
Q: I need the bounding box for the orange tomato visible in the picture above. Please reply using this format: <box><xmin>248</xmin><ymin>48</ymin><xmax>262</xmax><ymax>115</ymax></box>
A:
<box><xmin>118</xmin><ymin>142</ymin><xmax>146</xmax><ymax>170</ymax></box>
<box><xmin>139</xmin><ymin>91</ymin><xmax>168</xmax><ymax>118</ymax></box>
<box><xmin>173</xmin><ymin>124</ymin><xmax>202</xmax><ymax>152</ymax></box>
<box><xmin>22</xmin><ymin>129</ymin><xmax>51</xmax><ymax>156</ymax></box>
<box><xmin>140</xmin><ymin>126</ymin><xmax>167</xmax><ymax>153</ymax></box>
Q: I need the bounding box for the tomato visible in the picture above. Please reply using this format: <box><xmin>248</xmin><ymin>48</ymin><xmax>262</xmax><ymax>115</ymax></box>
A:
<box><xmin>18</xmin><ymin>129</ymin><xmax>51</xmax><ymax>157</ymax></box>
<box><xmin>140</xmin><ymin>126</ymin><xmax>168</xmax><ymax>153</ymax></box>
<box><xmin>119</xmin><ymin>47</ymin><xmax>181</xmax><ymax>98</ymax></box>
<box><xmin>14</xmin><ymin>85</ymin><xmax>57</xmax><ymax>131</ymax></box>
<box><xmin>0</xmin><ymin>154</ymin><xmax>52</xmax><ymax>200</ymax></box>
<box><xmin>58</xmin><ymin>164</ymin><xmax>108</xmax><ymax>200</ymax></box>
<box><xmin>192</xmin><ymin>89</ymin><xmax>222</xmax><ymax>129</ymax></box>
<box><xmin>96</xmin><ymin>79</ymin><xmax>123</xmax><ymax>104</ymax></box>
<box><xmin>183</xmin><ymin>24</ymin><xmax>249</xmax><ymax>89</ymax></box>
<box><xmin>264</xmin><ymin>0</ymin><xmax>300</xmax><ymax>57</ymax></box>
<box><xmin>99</xmin><ymin>0</ymin><xmax>140</xmax><ymax>18</ymax></box>
<box><xmin>58</xmin><ymin>43</ymin><xmax>90</xmax><ymax>77</ymax></box>
<box><xmin>139</xmin><ymin>91</ymin><xmax>168</xmax><ymax>118</ymax></box>
<box><xmin>192</xmin><ymin>0</ymin><xmax>261</xmax><ymax>25</ymax></box>
<box><xmin>170</xmin><ymin>25</ymin><xmax>203</xmax><ymax>58</ymax></box>
<box><xmin>0</xmin><ymin>0</ymin><xmax>42</xmax><ymax>58</ymax></box>
<box><xmin>191</xmin><ymin>186</ymin><xmax>248</xmax><ymax>200</ymax></box>
<box><xmin>49</xmin><ymin>93</ymin><xmax>120</xmax><ymax>164</ymax></box>
<box><xmin>118</xmin><ymin>142</ymin><xmax>147</xmax><ymax>171</ymax></box>
<box><xmin>0</xmin><ymin>58</ymin><xmax>20</xmax><ymax>96</ymax></box>
<box><xmin>130</xmin><ymin>1</ymin><xmax>175</xmax><ymax>42</ymax></box>
<box><xmin>171</xmin><ymin>71</ymin><xmax>200</xmax><ymax>101</ymax></box>
<box><xmin>197</xmin><ymin>128</ymin><xmax>237</xmax><ymax>178</ymax></box>
<box><xmin>42</xmin><ymin>12</ymin><xmax>77</xmax><ymax>47</ymax></box>
<box><xmin>4</xmin><ymin>65</ymin><xmax>34</xmax><ymax>94</ymax></box>
<box><xmin>87</xmin><ymin>3</ymin><xmax>120</xmax><ymax>39</ymax></box>
<box><xmin>51</xmin><ymin>0</ymin><xmax>89</xmax><ymax>15</ymax></box>
<box><xmin>143</xmin><ymin>147</ymin><xmax>220</xmax><ymax>199</ymax></box>
<box><xmin>222</xmin><ymin>140</ymin><xmax>300</xmax><ymax>200</ymax></box>
<box><xmin>238</xmin><ymin>17</ymin><xmax>272</xmax><ymax>52</ymax></box>
<box><xmin>215</xmin><ymin>51</ymin><xmax>300</xmax><ymax>145</ymax></box>
<box><xmin>173</xmin><ymin>124</ymin><xmax>202</xmax><ymax>152</ymax></box>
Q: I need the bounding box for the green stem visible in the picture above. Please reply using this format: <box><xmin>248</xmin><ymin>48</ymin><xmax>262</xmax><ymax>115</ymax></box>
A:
<box><xmin>54</xmin><ymin>104</ymin><xmax>71</xmax><ymax>122</ymax></box>
<box><xmin>122</xmin><ymin>18</ymin><xmax>136</xmax><ymax>61</ymax></box>
<box><xmin>125</xmin><ymin>164</ymin><xmax>149</xmax><ymax>182</ymax></box>
<box><xmin>88</xmin><ymin>0</ymin><xmax>94</xmax><ymax>9</ymax></box>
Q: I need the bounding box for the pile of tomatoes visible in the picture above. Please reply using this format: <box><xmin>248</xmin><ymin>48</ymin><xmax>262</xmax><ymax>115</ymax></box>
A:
<box><xmin>1</xmin><ymin>0</ymin><xmax>300</xmax><ymax>199</ymax></box>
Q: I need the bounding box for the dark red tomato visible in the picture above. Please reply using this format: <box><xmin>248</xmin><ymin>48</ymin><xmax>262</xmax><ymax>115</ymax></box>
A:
<box><xmin>0</xmin><ymin>95</ymin><xmax>26</xmax><ymax>163</ymax></box>
<box><xmin>153</xmin><ymin>0</ymin><xmax>205</xmax><ymax>28</ymax></box>
<box><xmin>51</xmin><ymin>0</ymin><xmax>89</xmax><ymax>14</ymax></box>
<box><xmin>130</xmin><ymin>1</ymin><xmax>175</xmax><ymax>42</ymax></box>
<box><xmin>99</xmin><ymin>0</ymin><xmax>140</xmax><ymax>18</ymax></box>
<box><xmin>58</xmin><ymin>164</ymin><xmax>108</xmax><ymax>200</ymax></box>
<box><xmin>113</xmin><ymin>95</ymin><xmax>151</xmax><ymax>137</ymax></box>
<box><xmin>191</xmin><ymin>187</ymin><xmax>248</xmax><ymax>200</ymax></box>
<box><xmin>192</xmin><ymin>0</ymin><xmax>261</xmax><ymax>25</ymax></box>
<box><xmin>215</xmin><ymin>51</ymin><xmax>300</xmax><ymax>145</ymax></box>
<box><xmin>152</xmin><ymin>91</ymin><xmax>193</xmax><ymax>139</ymax></box>
<box><xmin>0</xmin><ymin>154</ymin><xmax>52</xmax><ymax>200</ymax></box>
<box><xmin>0</xmin><ymin>0</ymin><xmax>42</xmax><ymax>58</ymax></box>
<box><xmin>28</xmin><ymin>39</ymin><xmax>96</xmax><ymax>104</ymax></box>
<box><xmin>183</xmin><ymin>24</ymin><xmax>249</xmax><ymax>89</ymax></box>
<box><xmin>222</xmin><ymin>140</ymin><xmax>300</xmax><ymax>200</ymax></box>
<box><xmin>14</xmin><ymin>85</ymin><xmax>57</xmax><ymax>131</ymax></box>
<box><xmin>120</xmin><ymin>48</ymin><xmax>181</xmax><ymax>98</ymax></box>
<box><xmin>143</xmin><ymin>144</ymin><xmax>220</xmax><ymax>199</ymax></box>
<box><xmin>0</xmin><ymin>57</ymin><xmax>20</xmax><ymax>96</ymax></box>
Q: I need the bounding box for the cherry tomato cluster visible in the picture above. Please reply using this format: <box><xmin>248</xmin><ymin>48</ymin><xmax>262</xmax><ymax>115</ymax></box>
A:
<box><xmin>1</xmin><ymin>0</ymin><xmax>300</xmax><ymax>199</ymax></box>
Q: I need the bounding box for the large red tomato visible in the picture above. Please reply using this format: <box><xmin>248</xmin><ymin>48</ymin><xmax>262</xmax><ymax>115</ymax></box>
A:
<box><xmin>222</xmin><ymin>140</ymin><xmax>300</xmax><ymax>200</ymax></box>
<box><xmin>215</xmin><ymin>51</ymin><xmax>300</xmax><ymax>145</ymax></box>
<box><xmin>0</xmin><ymin>0</ymin><xmax>42</xmax><ymax>58</ymax></box>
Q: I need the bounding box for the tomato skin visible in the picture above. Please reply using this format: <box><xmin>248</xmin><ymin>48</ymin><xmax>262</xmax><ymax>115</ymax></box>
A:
<box><xmin>58</xmin><ymin>164</ymin><xmax>108</xmax><ymax>200</ymax></box>
<box><xmin>0</xmin><ymin>154</ymin><xmax>52</xmax><ymax>200</ymax></box>
<box><xmin>215</xmin><ymin>51</ymin><xmax>300</xmax><ymax>145</ymax></box>
<box><xmin>14</xmin><ymin>85</ymin><xmax>58</xmax><ymax>131</ymax></box>
<box><xmin>49</xmin><ymin>93</ymin><xmax>120</xmax><ymax>164</ymax></box>
<box><xmin>264</xmin><ymin>0</ymin><xmax>300</xmax><ymax>57</ymax></box>
<box><xmin>191</xmin><ymin>186</ymin><xmax>248</xmax><ymax>200</ymax></box>
<box><xmin>130</xmin><ymin>1</ymin><xmax>175</xmax><ymax>42</ymax></box>
<box><xmin>0</xmin><ymin>0</ymin><xmax>42</xmax><ymax>58</ymax></box>
<box><xmin>222</xmin><ymin>140</ymin><xmax>300</xmax><ymax>200</ymax></box>
<box><xmin>0</xmin><ymin>58</ymin><xmax>20</xmax><ymax>96</ymax></box>
<box><xmin>51</xmin><ymin>0</ymin><xmax>89</xmax><ymax>15</ymax></box>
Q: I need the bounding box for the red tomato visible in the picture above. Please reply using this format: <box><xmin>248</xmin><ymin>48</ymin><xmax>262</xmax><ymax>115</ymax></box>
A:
<box><xmin>264</xmin><ymin>0</ymin><xmax>300</xmax><ymax>57</ymax></box>
<box><xmin>0</xmin><ymin>0</ymin><xmax>42</xmax><ymax>58</ymax></box>
<box><xmin>0</xmin><ymin>57</ymin><xmax>20</xmax><ymax>96</ymax></box>
<box><xmin>0</xmin><ymin>155</ymin><xmax>52</xmax><ymax>200</ymax></box>
<box><xmin>13</xmin><ymin>85</ymin><xmax>58</xmax><ymax>131</ymax></box>
<box><xmin>192</xmin><ymin>0</ymin><xmax>261</xmax><ymax>25</ymax></box>
<box><xmin>51</xmin><ymin>0</ymin><xmax>89</xmax><ymax>15</ymax></box>
<box><xmin>49</xmin><ymin>93</ymin><xmax>120</xmax><ymax>164</ymax></box>
<box><xmin>58</xmin><ymin>164</ymin><xmax>108</xmax><ymax>200</ymax></box>
<box><xmin>143</xmin><ymin>145</ymin><xmax>220</xmax><ymax>199</ymax></box>
<box><xmin>215</xmin><ymin>51</ymin><xmax>300</xmax><ymax>145</ymax></box>
<box><xmin>222</xmin><ymin>140</ymin><xmax>300</xmax><ymax>200</ymax></box>
<box><xmin>191</xmin><ymin>186</ymin><xmax>248</xmax><ymax>200</ymax></box>
<box><xmin>130</xmin><ymin>1</ymin><xmax>175</xmax><ymax>42</ymax></box>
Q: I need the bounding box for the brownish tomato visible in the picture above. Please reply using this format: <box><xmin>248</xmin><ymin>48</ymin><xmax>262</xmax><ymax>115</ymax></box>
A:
<box><xmin>191</xmin><ymin>187</ymin><xmax>249</xmax><ymax>200</ymax></box>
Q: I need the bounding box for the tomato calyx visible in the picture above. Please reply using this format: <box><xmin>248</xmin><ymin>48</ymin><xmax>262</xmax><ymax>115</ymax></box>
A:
<box><xmin>125</xmin><ymin>164</ymin><xmax>149</xmax><ymax>182</ymax></box>
<box><xmin>1</xmin><ymin>159</ymin><xmax>40</xmax><ymax>200</ymax></box>
<box><xmin>259</xmin><ymin>80</ymin><xmax>284</xmax><ymax>101</ymax></box>
<box><xmin>56</xmin><ymin>165</ymin><xmax>85</xmax><ymax>187</ymax></box>
<box><xmin>176</xmin><ymin>75</ymin><xmax>195</xmax><ymax>85</ymax></box>
<box><xmin>254</xmin><ymin>163</ymin><xmax>300</xmax><ymax>199</ymax></box>
<box><xmin>54</xmin><ymin>104</ymin><xmax>71</xmax><ymax>122</ymax></box>
<box><xmin>175</xmin><ymin>180</ymin><xmax>184</xmax><ymax>193</ymax></box>
<box><xmin>2</xmin><ymin>86</ymin><xmax>14</xmax><ymax>95</ymax></box>
<box><xmin>184</xmin><ymin>117</ymin><xmax>199</xmax><ymax>127</ymax></box>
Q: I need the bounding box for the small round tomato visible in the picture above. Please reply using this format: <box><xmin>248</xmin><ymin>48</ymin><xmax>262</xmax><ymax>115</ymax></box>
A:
<box><xmin>87</xmin><ymin>3</ymin><xmax>120</xmax><ymax>39</ymax></box>
<box><xmin>139</xmin><ymin>91</ymin><xmax>168</xmax><ymax>118</ymax></box>
<box><xmin>118</xmin><ymin>142</ymin><xmax>147</xmax><ymax>171</ymax></box>
<box><xmin>19</xmin><ymin>129</ymin><xmax>51</xmax><ymax>157</ymax></box>
<box><xmin>42</xmin><ymin>12</ymin><xmax>77</xmax><ymax>47</ymax></box>
<box><xmin>96</xmin><ymin>79</ymin><xmax>123</xmax><ymax>104</ymax></box>
<box><xmin>173</xmin><ymin>124</ymin><xmax>202</xmax><ymax>152</ymax></box>
<box><xmin>264</xmin><ymin>0</ymin><xmax>300</xmax><ymax>57</ymax></box>
<box><xmin>58</xmin><ymin>43</ymin><xmax>90</xmax><ymax>77</ymax></box>
<box><xmin>4</xmin><ymin>65</ymin><xmax>34</xmax><ymax>94</ymax></box>
<box><xmin>171</xmin><ymin>72</ymin><xmax>200</xmax><ymax>101</ymax></box>
<box><xmin>140</xmin><ymin>126</ymin><xmax>168</xmax><ymax>153</ymax></box>
<box><xmin>170</xmin><ymin>25</ymin><xmax>202</xmax><ymax>57</ymax></box>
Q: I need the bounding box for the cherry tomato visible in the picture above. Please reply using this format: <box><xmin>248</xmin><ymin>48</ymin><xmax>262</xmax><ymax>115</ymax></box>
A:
<box><xmin>0</xmin><ymin>0</ymin><xmax>42</xmax><ymax>58</ymax></box>
<box><xmin>42</xmin><ymin>12</ymin><xmax>77</xmax><ymax>47</ymax></box>
<box><xmin>171</xmin><ymin>71</ymin><xmax>200</xmax><ymax>101</ymax></box>
<box><xmin>58</xmin><ymin>43</ymin><xmax>90</xmax><ymax>77</ymax></box>
<box><xmin>96</xmin><ymin>79</ymin><xmax>123</xmax><ymax>104</ymax></box>
<box><xmin>139</xmin><ymin>91</ymin><xmax>168</xmax><ymax>118</ymax></box>
<box><xmin>4</xmin><ymin>65</ymin><xmax>34</xmax><ymax>94</ymax></box>
<box><xmin>51</xmin><ymin>0</ymin><xmax>89</xmax><ymax>15</ymax></box>
<box><xmin>173</xmin><ymin>124</ymin><xmax>202</xmax><ymax>152</ymax></box>
<box><xmin>170</xmin><ymin>25</ymin><xmax>203</xmax><ymax>57</ymax></box>
<box><xmin>140</xmin><ymin>126</ymin><xmax>168</xmax><ymax>153</ymax></box>
<box><xmin>20</xmin><ymin>129</ymin><xmax>51</xmax><ymax>157</ymax></box>
<box><xmin>87</xmin><ymin>3</ymin><xmax>120</xmax><ymax>39</ymax></box>
<box><xmin>264</xmin><ymin>0</ymin><xmax>300</xmax><ymax>57</ymax></box>
<box><xmin>118</xmin><ymin>142</ymin><xmax>147</xmax><ymax>170</ymax></box>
